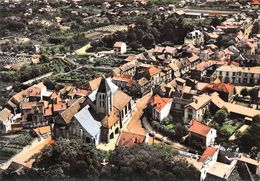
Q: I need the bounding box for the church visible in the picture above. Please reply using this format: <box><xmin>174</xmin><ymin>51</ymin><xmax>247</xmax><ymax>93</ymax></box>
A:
<box><xmin>67</xmin><ymin>77</ymin><xmax>133</xmax><ymax>145</ymax></box>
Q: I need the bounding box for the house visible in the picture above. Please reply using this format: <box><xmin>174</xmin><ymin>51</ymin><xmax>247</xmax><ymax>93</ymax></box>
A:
<box><xmin>149</xmin><ymin>94</ymin><xmax>173</xmax><ymax>121</ymax></box>
<box><xmin>32</xmin><ymin>125</ymin><xmax>51</xmax><ymax>140</ymax></box>
<box><xmin>164</xmin><ymin>46</ymin><xmax>177</xmax><ymax>58</ymax></box>
<box><xmin>54</xmin><ymin>97</ymin><xmax>85</xmax><ymax>138</ymax></box>
<box><xmin>112</xmin><ymin>75</ymin><xmax>134</xmax><ymax>91</ymax></box>
<box><xmin>184</xmin><ymin>94</ymin><xmax>211</xmax><ymax>124</ymax></box>
<box><xmin>0</xmin><ymin>108</ymin><xmax>13</xmax><ymax>133</ymax></box>
<box><xmin>201</xmin><ymin>82</ymin><xmax>234</xmax><ymax>102</ymax></box>
<box><xmin>148</xmin><ymin>66</ymin><xmax>161</xmax><ymax>87</ymax></box>
<box><xmin>210</xmin><ymin>92</ymin><xmax>260</xmax><ymax>120</ymax></box>
<box><xmin>113</xmin><ymin>60</ymin><xmax>139</xmax><ymax>76</ymax></box>
<box><xmin>188</xmin><ymin>119</ymin><xmax>217</xmax><ymax>148</ymax></box>
<box><xmin>20</xmin><ymin>101</ymin><xmax>48</xmax><ymax>128</ymax></box>
<box><xmin>68</xmin><ymin>77</ymin><xmax>133</xmax><ymax>145</ymax></box>
<box><xmin>191</xmin><ymin>60</ymin><xmax>222</xmax><ymax>81</ymax></box>
<box><xmin>187</xmin><ymin>54</ymin><xmax>201</xmax><ymax>68</ymax></box>
<box><xmin>216</xmin><ymin>65</ymin><xmax>260</xmax><ymax>85</ymax></box>
<box><xmin>114</xmin><ymin>41</ymin><xmax>127</xmax><ymax>55</ymax></box>
<box><xmin>117</xmin><ymin>131</ymin><xmax>149</xmax><ymax>148</ymax></box>
<box><xmin>169</xmin><ymin>62</ymin><xmax>181</xmax><ymax>78</ymax></box>
<box><xmin>184</xmin><ymin>30</ymin><xmax>204</xmax><ymax>46</ymax></box>
<box><xmin>26</xmin><ymin>82</ymin><xmax>47</xmax><ymax>102</ymax></box>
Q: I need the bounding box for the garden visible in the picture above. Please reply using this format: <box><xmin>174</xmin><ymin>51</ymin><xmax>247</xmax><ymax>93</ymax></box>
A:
<box><xmin>52</xmin><ymin>67</ymin><xmax>110</xmax><ymax>84</ymax></box>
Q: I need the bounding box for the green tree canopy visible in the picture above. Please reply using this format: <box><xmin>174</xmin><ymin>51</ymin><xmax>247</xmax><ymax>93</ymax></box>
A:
<box><xmin>240</xmin><ymin>88</ymin><xmax>248</xmax><ymax>98</ymax></box>
<box><xmin>235</xmin><ymin>115</ymin><xmax>260</xmax><ymax>153</ymax></box>
<box><xmin>213</xmin><ymin>107</ymin><xmax>229</xmax><ymax>126</ymax></box>
<box><xmin>29</xmin><ymin>138</ymin><xmax>106</xmax><ymax>179</ymax></box>
<box><xmin>15</xmin><ymin>139</ymin><xmax>200</xmax><ymax>181</ymax></box>
<box><xmin>108</xmin><ymin>144</ymin><xmax>200</xmax><ymax>181</ymax></box>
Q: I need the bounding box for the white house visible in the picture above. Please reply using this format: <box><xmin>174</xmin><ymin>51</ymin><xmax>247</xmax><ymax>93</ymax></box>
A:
<box><xmin>184</xmin><ymin>30</ymin><xmax>204</xmax><ymax>46</ymax></box>
<box><xmin>188</xmin><ymin>119</ymin><xmax>217</xmax><ymax>148</ymax></box>
<box><xmin>184</xmin><ymin>94</ymin><xmax>211</xmax><ymax>124</ymax></box>
<box><xmin>199</xmin><ymin>146</ymin><xmax>219</xmax><ymax>181</ymax></box>
<box><xmin>0</xmin><ymin>108</ymin><xmax>13</xmax><ymax>133</ymax></box>
<box><xmin>215</xmin><ymin>65</ymin><xmax>260</xmax><ymax>85</ymax></box>
<box><xmin>149</xmin><ymin>94</ymin><xmax>173</xmax><ymax>121</ymax></box>
<box><xmin>114</xmin><ymin>41</ymin><xmax>127</xmax><ymax>55</ymax></box>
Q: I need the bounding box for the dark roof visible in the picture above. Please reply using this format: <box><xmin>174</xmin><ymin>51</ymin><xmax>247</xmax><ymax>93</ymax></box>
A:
<box><xmin>97</xmin><ymin>77</ymin><xmax>110</xmax><ymax>93</ymax></box>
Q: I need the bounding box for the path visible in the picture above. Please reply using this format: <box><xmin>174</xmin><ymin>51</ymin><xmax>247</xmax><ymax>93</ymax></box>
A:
<box><xmin>0</xmin><ymin>136</ymin><xmax>54</xmax><ymax>170</ymax></box>
<box><xmin>5</xmin><ymin>72</ymin><xmax>53</xmax><ymax>91</ymax></box>
<box><xmin>175</xmin><ymin>8</ymin><xmax>240</xmax><ymax>15</ymax></box>
<box><xmin>123</xmin><ymin>93</ymin><xmax>152</xmax><ymax>135</ymax></box>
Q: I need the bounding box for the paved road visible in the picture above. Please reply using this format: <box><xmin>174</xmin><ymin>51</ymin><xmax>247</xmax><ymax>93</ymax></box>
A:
<box><xmin>176</xmin><ymin>8</ymin><xmax>240</xmax><ymax>15</ymax></box>
<box><xmin>123</xmin><ymin>93</ymin><xmax>152</xmax><ymax>135</ymax></box>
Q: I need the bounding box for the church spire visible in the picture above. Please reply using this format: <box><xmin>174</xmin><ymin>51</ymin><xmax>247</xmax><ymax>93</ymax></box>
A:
<box><xmin>96</xmin><ymin>77</ymin><xmax>112</xmax><ymax>115</ymax></box>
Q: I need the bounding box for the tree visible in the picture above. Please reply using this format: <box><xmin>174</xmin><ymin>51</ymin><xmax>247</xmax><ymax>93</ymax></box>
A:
<box><xmin>210</xmin><ymin>16</ymin><xmax>222</xmax><ymax>27</ymax></box>
<box><xmin>213</xmin><ymin>107</ymin><xmax>229</xmax><ymax>126</ymax></box>
<box><xmin>248</xmin><ymin>88</ymin><xmax>259</xmax><ymax>104</ymax></box>
<box><xmin>235</xmin><ymin>115</ymin><xmax>260</xmax><ymax>153</ymax></box>
<box><xmin>40</xmin><ymin>54</ymin><xmax>49</xmax><ymax>63</ymax></box>
<box><xmin>135</xmin><ymin>16</ymin><xmax>149</xmax><ymax>31</ymax></box>
<box><xmin>142</xmin><ymin>33</ymin><xmax>155</xmax><ymax>49</ymax></box>
<box><xmin>240</xmin><ymin>88</ymin><xmax>248</xmax><ymax>98</ymax></box>
<box><xmin>28</xmin><ymin>138</ymin><xmax>106</xmax><ymax>179</ymax></box>
<box><xmin>108</xmin><ymin>144</ymin><xmax>200</xmax><ymax>181</ymax></box>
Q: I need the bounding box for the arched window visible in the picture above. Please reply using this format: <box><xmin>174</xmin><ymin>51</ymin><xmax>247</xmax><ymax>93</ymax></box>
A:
<box><xmin>110</xmin><ymin>133</ymin><xmax>114</xmax><ymax>139</ymax></box>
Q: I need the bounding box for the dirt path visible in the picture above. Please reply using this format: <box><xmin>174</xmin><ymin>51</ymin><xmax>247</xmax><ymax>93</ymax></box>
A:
<box><xmin>0</xmin><ymin>136</ymin><xmax>54</xmax><ymax>169</ymax></box>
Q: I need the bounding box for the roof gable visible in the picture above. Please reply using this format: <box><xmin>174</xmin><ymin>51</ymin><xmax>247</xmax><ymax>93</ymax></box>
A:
<box><xmin>188</xmin><ymin>119</ymin><xmax>212</xmax><ymax>137</ymax></box>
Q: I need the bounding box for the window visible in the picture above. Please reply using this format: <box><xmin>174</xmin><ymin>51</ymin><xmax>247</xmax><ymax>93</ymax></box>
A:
<box><xmin>244</xmin><ymin>73</ymin><xmax>248</xmax><ymax>77</ymax></box>
<box><xmin>233</xmin><ymin>72</ymin><xmax>236</xmax><ymax>76</ymax></box>
<box><xmin>219</xmin><ymin>71</ymin><xmax>222</xmax><ymax>75</ymax></box>
<box><xmin>226</xmin><ymin>72</ymin><xmax>229</xmax><ymax>76</ymax></box>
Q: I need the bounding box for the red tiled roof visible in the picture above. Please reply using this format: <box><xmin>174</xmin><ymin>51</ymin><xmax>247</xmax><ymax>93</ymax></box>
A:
<box><xmin>33</xmin><ymin>125</ymin><xmax>51</xmax><ymax>137</ymax></box>
<box><xmin>118</xmin><ymin>131</ymin><xmax>146</xmax><ymax>148</ymax></box>
<box><xmin>53</xmin><ymin>102</ymin><xmax>67</xmax><ymax>112</ymax></box>
<box><xmin>251</xmin><ymin>0</ymin><xmax>260</xmax><ymax>5</ymax></box>
<box><xmin>114</xmin><ymin>41</ymin><xmax>125</xmax><ymax>48</ymax></box>
<box><xmin>188</xmin><ymin>54</ymin><xmax>200</xmax><ymax>62</ymax></box>
<box><xmin>154</xmin><ymin>45</ymin><xmax>165</xmax><ymax>53</ymax></box>
<box><xmin>199</xmin><ymin>147</ymin><xmax>218</xmax><ymax>162</ymax></box>
<box><xmin>150</xmin><ymin>94</ymin><xmax>172</xmax><ymax>112</ymax></box>
<box><xmin>50</xmin><ymin>92</ymin><xmax>58</xmax><ymax>99</ymax></box>
<box><xmin>194</xmin><ymin>60</ymin><xmax>238</xmax><ymax>71</ymax></box>
<box><xmin>75</xmin><ymin>89</ymin><xmax>89</xmax><ymax>96</ymax></box>
<box><xmin>125</xmin><ymin>55</ymin><xmax>136</xmax><ymax>62</ymax></box>
<box><xmin>20</xmin><ymin>102</ymin><xmax>37</xmax><ymax>110</ymax></box>
<box><xmin>27</xmin><ymin>87</ymin><xmax>41</xmax><ymax>97</ymax></box>
<box><xmin>44</xmin><ymin>105</ymin><xmax>53</xmax><ymax>116</ymax></box>
<box><xmin>165</xmin><ymin>46</ymin><xmax>176</xmax><ymax>54</ymax></box>
<box><xmin>188</xmin><ymin>119</ymin><xmax>211</xmax><ymax>137</ymax></box>
<box><xmin>149</xmin><ymin>66</ymin><xmax>161</xmax><ymax>76</ymax></box>
<box><xmin>203</xmin><ymin>83</ymin><xmax>234</xmax><ymax>93</ymax></box>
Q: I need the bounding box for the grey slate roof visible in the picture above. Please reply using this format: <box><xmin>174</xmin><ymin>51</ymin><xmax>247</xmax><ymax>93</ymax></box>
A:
<box><xmin>74</xmin><ymin>105</ymin><xmax>101</xmax><ymax>138</ymax></box>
